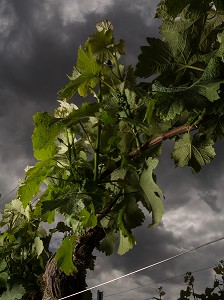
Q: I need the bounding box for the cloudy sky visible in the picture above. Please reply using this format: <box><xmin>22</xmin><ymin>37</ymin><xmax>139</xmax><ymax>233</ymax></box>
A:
<box><xmin>1</xmin><ymin>0</ymin><xmax>224</xmax><ymax>299</ymax></box>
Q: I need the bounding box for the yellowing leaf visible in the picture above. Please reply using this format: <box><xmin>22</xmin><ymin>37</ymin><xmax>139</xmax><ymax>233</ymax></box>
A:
<box><xmin>34</xmin><ymin>237</ymin><xmax>44</xmax><ymax>257</ymax></box>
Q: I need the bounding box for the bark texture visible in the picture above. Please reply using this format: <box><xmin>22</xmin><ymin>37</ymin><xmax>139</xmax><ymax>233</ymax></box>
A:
<box><xmin>42</xmin><ymin>227</ymin><xmax>105</xmax><ymax>300</ymax></box>
<box><xmin>42</xmin><ymin>124</ymin><xmax>193</xmax><ymax>299</ymax></box>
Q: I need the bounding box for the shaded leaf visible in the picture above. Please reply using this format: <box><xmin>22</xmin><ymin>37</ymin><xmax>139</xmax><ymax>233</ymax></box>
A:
<box><xmin>0</xmin><ymin>272</ymin><xmax>8</xmax><ymax>288</ymax></box>
<box><xmin>0</xmin><ymin>284</ymin><xmax>25</xmax><ymax>300</ymax></box>
<box><xmin>123</xmin><ymin>197</ymin><xmax>145</xmax><ymax>230</ymax></box>
<box><xmin>55</xmin><ymin>235</ymin><xmax>77</xmax><ymax>275</ymax></box>
<box><xmin>97</xmin><ymin>231</ymin><xmax>118</xmax><ymax>256</ymax></box>
<box><xmin>0</xmin><ymin>260</ymin><xmax>6</xmax><ymax>273</ymax></box>
<box><xmin>135</xmin><ymin>38</ymin><xmax>178</xmax><ymax>78</ymax></box>
<box><xmin>32</xmin><ymin>112</ymin><xmax>65</xmax><ymax>160</ymax></box>
<box><xmin>117</xmin><ymin>204</ymin><xmax>136</xmax><ymax>255</ymax></box>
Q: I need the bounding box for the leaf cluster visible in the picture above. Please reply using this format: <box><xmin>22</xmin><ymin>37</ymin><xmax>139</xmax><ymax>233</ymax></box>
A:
<box><xmin>0</xmin><ymin>199</ymin><xmax>51</xmax><ymax>299</ymax></box>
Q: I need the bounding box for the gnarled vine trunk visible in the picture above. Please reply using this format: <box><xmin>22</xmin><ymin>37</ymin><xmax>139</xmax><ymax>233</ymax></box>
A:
<box><xmin>41</xmin><ymin>124</ymin><xmax>193</xmax><ymax>299</ymax></box>
<box><xmin>42</xmin><ymin>227</ymin><xmax>105</xmax><ymax>300</ymax></box>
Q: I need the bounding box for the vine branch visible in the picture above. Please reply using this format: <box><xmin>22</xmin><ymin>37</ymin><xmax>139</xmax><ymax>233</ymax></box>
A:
<box><xmin>100</xmin><ymin>124</ymin><xmax>192</xmax><ymax>180</ymax></box>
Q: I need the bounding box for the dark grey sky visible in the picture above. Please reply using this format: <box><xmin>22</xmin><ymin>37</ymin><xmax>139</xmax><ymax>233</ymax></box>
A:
<box><xmin>0</xmin><ymin>1</ymin><xmax>223</xmax><ymax>299</ymax></box>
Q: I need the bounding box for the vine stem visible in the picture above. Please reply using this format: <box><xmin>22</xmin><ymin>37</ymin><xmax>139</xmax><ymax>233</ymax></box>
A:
<box><xmin>100</xmin><ymin>123</ymin><xmax>193</xmax><ymax>180</ymax></box>
<box><xmin>94</xmin><ymin>73</ymin><xmax>103</xmax><ymax>182</ymax></box>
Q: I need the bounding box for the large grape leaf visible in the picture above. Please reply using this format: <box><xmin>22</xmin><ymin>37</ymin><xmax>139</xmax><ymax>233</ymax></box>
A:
<box><xmin>63</xmin><ymin>102</ymin><xmax>99</xmax><ymax>127</ymax></box>
<box><xmin>87</xmin><ymin>28</ymin><xmax>114</xmax><ymax>62</ymax></box>
<box><xmin>135</xmin><ymin>38</ymin><xmax>178</xmax><ymax>78</ymax></box>
<box><xmin>78</xmin><ymin>205</ymin><xmax>97</xmax><ymax>228</ymax></box>
<box><xmin>97</xmin><ymin>231</ymin><xmax>118</xmax><ymax>256</ymax></box>
<box><xmin>59</xmin><ymin>46</ymin><xmax>101</xmax><ymax>98</ymax></box>
<box><xmin>117</xmin><ymin>231</ymin><xmax>135</xmax><ymax>256</ymax></box>
<box><xmin>18</xmin><ymin>159</ymin><xmax>55</xmax><ymax>207</ymax></box>
<box><xmin>77</xmin><ymin>45</ymin><xmax>101</xmax><ymax>75</ymax></box>
<box><xmin>0</xmin><ymin>284</ymin><xmax>25</xmax><ymax>300</ymax></box>
<box><xmin>172</xmin><ymin>133</ymin><xmax>216</xmax><ymax>172</ymax></box>
<box><xmin>87</xmin><ymin>20</ymin><xmax>125</xmax><ymax>62</ymax></box>
<box><xmin>32</xmin><ymin>112</ymin><xmax>65</xmax><ymax>160</ymax></box>
<box><xmin>199</xmin><ymin>115</ymin><xmax>224</xmax><ymax>141</ymax></box>
<box><xmin>117</xmin><ymin>206</ymin><xmax>136</xmax><ymax>255</ymax></box>
<box><xmin>156</xmin><ymin>0</ymin><xmax>210</xmax><ymax>20</ymax></box>
<box><xmin>190</xmin><ymin>79</ymin><xmax>222</xmax><ymax>102</ymax></box>
<box><xmin>122</xmin><ymin>197</ymin><xmax>145</xmax><ymax>230</ymax></box>
<box><xmin>41</xmin><ymin>184</ymin><xmax>84</xmax><ymax>215</ymax></box>
<box><xmin>189</xmin><ymin>57</ymin><xmax>224</xmax><ymax>102</ymax></box>
<box><xmin>139</xmin><ymin>157</ymin><xmax>164</xmax><ymax>227</ymax></box>
<box><xmin>115</xmin><ymin>191</ymin><xmax>145</xmax><ymax>256</ymax></box>
<box><xmin>55</xmin><ymin>235</ymin><xmax>77</xmax><ymax>275</ymax></box>
<box><xmin>160</xmin><ymin>7</ymin><xmax>205</xmax><ymax>58</ymax></box>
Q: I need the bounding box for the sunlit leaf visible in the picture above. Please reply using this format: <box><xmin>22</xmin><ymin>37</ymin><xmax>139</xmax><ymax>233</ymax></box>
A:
<box><xmin>34</xmin><ymin>236</ymin><xmax>44</xmax><ymax>257</ymax></box>
<box><xmin>117</xmin><ymin>230</ymin><xmax>135</xmax><ymax>256</ymax></box>
<box><xmin>18</xmin><ymin>159</ymin><xmax>55</xmax><ymax>207</ymax></box>
<box><xmin>139</xmin><ymin>158</ymin><xmax>164</xmax><ymax>227</ymax></box>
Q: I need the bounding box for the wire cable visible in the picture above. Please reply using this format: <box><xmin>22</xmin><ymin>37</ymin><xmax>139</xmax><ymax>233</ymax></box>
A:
<box><xmin>0</xmin><ymin>185</ymin><xmax>18</xmax><ymax>202</ymax></box>
<box><xmin>59</xmin><ymin>236</ymin><xmax>224</xmax><ymax>300</ymax></box>
<box><xmin>103</xmin><ymin>265</ymin><xmax>214</xmax><ymax>298</ymax></box>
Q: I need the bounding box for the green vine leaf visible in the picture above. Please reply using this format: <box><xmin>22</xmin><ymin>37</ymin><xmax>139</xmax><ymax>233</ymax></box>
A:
<box><xmin>87</xmin><ymin>27</ymin><xmax>114</xmax><ymax>63</ymax></box>
<box><xmin>33</xmin><ymin>236</ymin><xmax>44</xmax><ymax>257</ymax></box>
<box><xmin>122</xmin><ymin>196</ymin><xmax>145</xmax><ymax>230</ymax></box>
<box><xmin>18</xmin><ymin>160</ymin><xmax>55</xmax><ymax>208</ymax></box>
<box><xmin>55</xmin><ymin>235</ymin><xmax>77</xmax><ymax>275</ymax></box>
<box><xmin>191</xmin><ymin>79</ymin><xmax>222</xmax><ymax>102</ymax></box>
<box><xmin>59</xmin><ymin>46</ymin><xmax>101</xmax><ymax>98</ymax></box>
<box><xmin>0</xmin><ymin>272</ymin><xmax>8</xmax><ymax>288</ymax></box>
<box><xmin>139</xmin><ymin>158</ymin><xmax>164</xmax><ymax>227</ymax></box>
<box><xmin>32</xmin><ymin>112</ymin><xmax>65</xmax><ymax>160</ymax></box>
<box><xmin>78</xmin><ymin>205</ymin><xmax>97</xmax><ymax>228</ymax></box>
<box><xmin>0</xmin><ymin>260</ymin><xmax>6</xmax><ymax>273</ymax></box>
<box><xmin>117</xmin><ymin>230</ymin><xmax>135</xmax><ymax>256</ymax></box>
<box><xmin>97</xmin><ymin>231</ymin><xmax>118</xmax><ymax>256</ymax></box>
<box><xmin>172</xmin><ymin>133</ymin><xmax>216</xmax><ymax>172</ymax></box>
<box><xmin>135</xmin><ymin>38</ymin><xmax>177</xmax><ymax>78</ymax></box>
<box><xmin>117</xmin><ymin>206</ymin><xmax>136</xmax><ymax>255</ymax></box>
<box><xmin>77</xmin><ymin>45</ymin><xmax>101</xmax><ymax>75</ymax></box>
<box><xmin>64</xmin><ymin>102</ymin><xmax>99</xmax><ymax>127</ymax></box>
<box><xmin>0</xmin><ymin>284</ymin><xmax>25</xmax><ymax>300</ymax></box>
